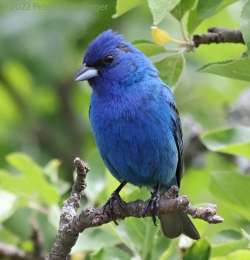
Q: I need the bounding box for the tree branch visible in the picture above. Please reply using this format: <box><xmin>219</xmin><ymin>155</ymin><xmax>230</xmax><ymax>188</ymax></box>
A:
<box><xmin>0</xmin><ymin>242</ymin><xmax>31</xmax><ymax>260</ymax></box>
<box><xmin>31</xmin><ymin>219</ymin><xmax>45</xmax><ymax>259</ymax></box>
<box><xmin>48</xmin><ymin>158</ymin><xmax>89</xmax><ymax>260</ymax></box>
<box><xmin>48</xmin><ymin>158</ymin><xmax>223</xmax><ymax>260</ymax></box>
<box><xmin>192</xmin><ymin>27</ymin><xmax>245</xmax><ymax>48</ymax></box>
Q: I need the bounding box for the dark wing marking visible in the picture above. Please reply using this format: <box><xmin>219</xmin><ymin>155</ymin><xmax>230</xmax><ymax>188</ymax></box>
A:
<box><xmin>88</xmin><ymin>103</ymin><xmax>92</xmax><ymax>120</ymax></box>
<box><xmin>169</xmin><ymin>102</ymin><xmax>184</xmax><ymax>187</ymax></box>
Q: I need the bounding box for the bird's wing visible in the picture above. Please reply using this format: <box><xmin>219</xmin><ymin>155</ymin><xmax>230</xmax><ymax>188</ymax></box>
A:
<box><xmin>169</xmin><ymin>101</ymin><xmax>184</xmax><ymax>187</ymax></box>
<box><xmin>88</xmin><ymin>103</ymin><xmax>92</xmax><ymax>119</ymax></box>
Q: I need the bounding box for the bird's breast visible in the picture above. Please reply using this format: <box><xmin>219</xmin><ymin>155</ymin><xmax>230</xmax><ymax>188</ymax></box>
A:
<box><xmin>89</xmin><ymin>89</ymin><xmax>178</xmax><ymax>187</ymax></box>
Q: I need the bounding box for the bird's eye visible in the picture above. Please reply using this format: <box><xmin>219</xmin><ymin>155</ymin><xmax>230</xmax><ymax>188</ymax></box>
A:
<box><xmin>103</xmin><ymin>54</ymin><xmax>114</xmax><ymax>64</ymax></box>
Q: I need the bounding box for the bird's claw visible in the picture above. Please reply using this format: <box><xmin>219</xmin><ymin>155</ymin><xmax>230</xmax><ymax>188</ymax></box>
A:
<box><xmin>103</xmin><ymin>192</ymin><xmax>126</xmax><ymax>225</ymax></box>
<box><xmin>143</xmin><ymin>188</ymin><xmax>161</xmax><ymax>226</ymax></box>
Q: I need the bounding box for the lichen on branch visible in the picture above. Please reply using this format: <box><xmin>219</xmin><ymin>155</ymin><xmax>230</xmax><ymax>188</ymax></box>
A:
<box><xmin>48</xmin><ymin>158</ymin><xmax>223</xmax><ymax>260</ymax></box>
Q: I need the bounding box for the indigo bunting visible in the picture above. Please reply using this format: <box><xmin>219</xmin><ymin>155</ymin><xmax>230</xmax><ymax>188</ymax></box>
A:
<box><xmin>75</xmin><ymin>30</ymin><xmax>200</xmax><ymax>240</ymax></box>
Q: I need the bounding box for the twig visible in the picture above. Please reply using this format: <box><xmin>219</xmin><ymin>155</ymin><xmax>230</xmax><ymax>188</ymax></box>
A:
<box><xmin>192</xmin><ymin>27</ymin><xmax>245</xmax><ymax>48</ymax></box>
<box><xmin>31</xmin><ymin>219</ymin><xmax>45</xmax><ymax>259</ymax></box>
<box><xmin>48</xmin><ymin>158</ymin><xmax>89</xmax><ymax>260</ymax></box>
<box><xmin>187</xmin><ymin>203</ymin><xmax>223</xmax><ymax>224</ymax></box>
<box><xmin>73</xmin><ymin>186</ymin><xmax>223</xmax><ymax>231</ymax></box>
<box><xmin>48</xmin><ymin>158</ymin><xmax>223</xmax><ymax>260</ymax></box>
<box><xmin>0</xmin><ymin>242</ymin><xmax>30</xmax><ymax>260</ymax></box>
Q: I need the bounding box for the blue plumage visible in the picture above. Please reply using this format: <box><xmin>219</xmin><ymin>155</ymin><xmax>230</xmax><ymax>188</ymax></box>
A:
<box><xmin>75</xmin><ymin>30</ymin><xmax>199</xmax><ymax>240</ymax></box>
<box><xmin>90</xmin><ymin>79</ymin><xmax>178</xmax><ymax>187</ymax></box>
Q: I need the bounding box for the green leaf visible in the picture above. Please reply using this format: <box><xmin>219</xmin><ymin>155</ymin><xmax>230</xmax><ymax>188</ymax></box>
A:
<box><xmin>72</xmin><ymin>226</ymin><xmax>121</xmax><ymax>253</ymax></box>
<box><xmin>214</xmin><ymin>230</ymin><xmax>243</xmax><ymax>244</ymax></box>
<box><xmin>187</xmin><ymin>0</ymin><xmax>238</xmax><ymax>33</ymax></box>
<box><xmin>201</xmin><ymin>127</ymin><xmax>250</xmax><ymax>159</ymax></box>
<box><xmin>44</xmin><ymin>159</ymin><xmax>61</xmax><ymax>182</ymax></box>
<box><xmin>4</xmin><ymin>207</ymin><xmax>56</xmax><ymax>249</ymax></box>
<box><xmin>115</xmin><ymin>218</ymin><xmax>157</xmax><ymax>258</ymax></box>
<box><xmin>211</xmin><ymin>250</ymin><xmax>250</xmax><ymax>260</ymax></box>
<box><xmin>159</xmin><ymin>240</ymin><xmax>180</xmax><ymax>260</ymax></box>
<box><xmin>212</xmin><ymin>230</ymin><xmax>249</xmax><ymax>257</ymax></box>
<box><xmin>210</xmin><ymin>171</ymin><xmax>250</xmax><ymax>219</ymax></box>
<box><xmin>35</xmin><ymin>211</ymin><xmax>57</xmax><ymax>250</ymax></box>
<box><xmin>135</xmin><ymin>42</ymin><xmax>185</xmax><ymax>86</ymax></box>
<box><xmin>155</xmin><ymin>54</ymin><xmax>184</xmax><ymax>86</ymax></box>
<box><xmin>2</xmin><ymin>61</ymin><xmax>32</xmax><ymax>102</ymax></box>
<box><xmin>0</xmin><ymin>83</ymin><xmax>20</xmax><ymax>124</ymax></box>
<box><xmin>0</xmin><ymin>227</ymin><xmax>19</xmax><ymax>245</ymax></box>
<box><xmin>147</xmin><ymin>0</ymin><xmax>180</xmax><ymax>24</ymax></box>
<box><xmin>113</xmin><ymin>0</ymin><xmax>145</xmax><ymax>18</ymax></box>
<box><xmin>180</xmin><ymin>169</ymin><xmax>210</xmax><ymax>203</ymax></box>
<box><xmin>135</xmin><ymin>41</ymin><xmax>166</xmax><ymax>56</ymax></box>
<box><xmin>48</xmin><ymin>205</ymin><xmax>60</xmax><ymax>229</ymax></box>
<box><xmin>212</xmin><ymin>238</ymin><xmax>249</xmax><ymax>257</ymax></box>
<box><xmin>151</xmin><ymin>233</ymin><xmax>171</xmax><ymax>260</ymax></box>
<box><xmin>3</xmin><ymin>207</ymin><xmax>32</xmax><ymax>239</ymax></box>
<box><xmin>44</xmin><ymin>159</ymin><xmax>69</xmax><ymax>194</ymax></box>
<box><xmin>135</xmin><ymin>41</ymin><xmax>185</xmax><ymax>86</ymax></box>
<box><xmin>184</xmin><ymin>239</ymin><xmax>211</xmax><ymax>260</ymax></box>
<box><xmin>240</xmin><ymin>0</ymin><xmax>250</xmax><ymax>53</ymax></box>
<box><xmin>171</xmin><ymin>0</ymin><xmax>196</xmax><ymax>21</ymax></box>
<box><xmin>84</xmin><ymin>149</ymin><xmax>107</xmax><ymax>203</ymax></box>
<box><xmin>198</xmin><ymin>58</ymin><xmax>250</xmax><ymax>82</ymax></box>
<box><xmin>88</xmin><ymin>247</ymin><xmax>131</xmax><ymax>260</ymax></box>
<box><xmin>0</xmin><ymin>153</ymin><xmax>59</xmax><ymax>205</ymax></box>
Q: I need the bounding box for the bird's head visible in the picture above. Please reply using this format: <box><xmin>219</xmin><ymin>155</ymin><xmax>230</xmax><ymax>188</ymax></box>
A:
<box><xmin>75</xmin><ymin>30</ymin><xmax>157</xmax><ymax>91</ymax></box>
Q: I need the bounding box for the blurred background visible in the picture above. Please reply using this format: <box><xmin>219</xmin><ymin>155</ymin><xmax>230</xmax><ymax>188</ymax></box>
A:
<box><xmin>0</xmin><ymin>0</ymin><xmax>250</xmax><ymax>259</ymax></box>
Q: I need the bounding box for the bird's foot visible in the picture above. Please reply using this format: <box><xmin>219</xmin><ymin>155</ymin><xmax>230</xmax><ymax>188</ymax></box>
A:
<box><xmin>143</xmin><ymin>186</ymin><xmax>161</xmax><ymax>225</ymax></box>
<box><xmin>103</xmin><ymin>182</ymin><xmax>127</xmax><ymax>225</ymax></box>
<box><xmin>103</xmin><ymin>192</ymin><xmax>126</xmax><ymax>225</ymax></box>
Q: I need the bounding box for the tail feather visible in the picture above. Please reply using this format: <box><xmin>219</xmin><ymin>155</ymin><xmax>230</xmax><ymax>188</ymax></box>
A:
<box><xmin>159</xmin><ymin>212</ymin><xmax>200</xmax><ymax>240</ymax></box>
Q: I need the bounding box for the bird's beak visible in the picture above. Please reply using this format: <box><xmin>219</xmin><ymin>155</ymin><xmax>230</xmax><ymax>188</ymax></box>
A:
<box><xmin>74</xmin><ymin>64</ymin><xmax>98</xmax><ymax>81</ymax></box>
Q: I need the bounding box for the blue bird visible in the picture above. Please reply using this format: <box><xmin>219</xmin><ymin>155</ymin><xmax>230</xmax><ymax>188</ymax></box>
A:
<box><xmin>75</xmin><ymin>30</ymin><xmax>200</xmax><ymax>240</ymax></box>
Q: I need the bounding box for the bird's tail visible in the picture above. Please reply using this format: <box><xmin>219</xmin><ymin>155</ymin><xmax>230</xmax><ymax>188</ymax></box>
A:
<box><xmin>159</xmin><ymin>212</ymin><xmax>200</xmax><ymax>240</ymax></box>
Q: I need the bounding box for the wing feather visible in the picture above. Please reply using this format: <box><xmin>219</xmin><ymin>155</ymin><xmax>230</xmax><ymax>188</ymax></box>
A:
<box><xmin>169</xmin><ymin>101</ymin><xmax>183</xmax><ymax>187</ymax></box>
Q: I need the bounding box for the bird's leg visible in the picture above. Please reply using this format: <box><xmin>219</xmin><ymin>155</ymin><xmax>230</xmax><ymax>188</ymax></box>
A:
<box><xmin>103</xmin><ymin>181</ymin><xmax>127</xmax><ymax>224</ymax></box>
<box><xmin>143</xmin><ymin>184</ymin><xmax>161</xmax><ymax>226</ymax></box>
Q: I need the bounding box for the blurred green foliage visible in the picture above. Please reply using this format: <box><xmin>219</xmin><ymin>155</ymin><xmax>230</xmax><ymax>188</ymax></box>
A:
<box><xmin>0</xmin><ymin>0</ymin><xmax>250</xmax><ymax>259</ymax></box>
